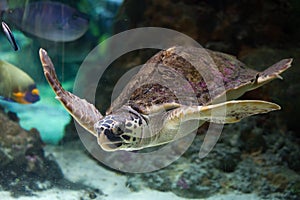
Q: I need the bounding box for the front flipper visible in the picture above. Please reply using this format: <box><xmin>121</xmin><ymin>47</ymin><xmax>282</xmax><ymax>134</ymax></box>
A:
<box><xmin>39</xmin><ymin>48</ymin><xmax>103</xmax><ymax>136</ymax></box>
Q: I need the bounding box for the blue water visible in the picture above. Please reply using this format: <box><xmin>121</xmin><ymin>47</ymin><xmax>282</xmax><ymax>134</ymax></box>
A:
<box><xmin>0</xmin><ymin>82</ymin><xmax>71</xmax><ymax>144</ymax></box>
<box><xmin>0</xmin><ymin>0</ymin><xmax>299</xmax><ymax>199</ymax></box>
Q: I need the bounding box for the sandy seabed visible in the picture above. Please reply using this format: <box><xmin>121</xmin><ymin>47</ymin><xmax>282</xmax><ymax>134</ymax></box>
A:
<box><xmin>0</xmin><ymin>141</ymin><xmax>261</xmax><ymax>200</ymax></box>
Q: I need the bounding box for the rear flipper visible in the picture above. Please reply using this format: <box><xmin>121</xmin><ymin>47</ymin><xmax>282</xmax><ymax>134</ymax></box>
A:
<box><xmin>165</xmin><ymin>100</ymin><xmax>280</xmax><ymax>158</ymax></box>
<box><xmin>39</xmin><ymin>48</ymin><xmax>103</xmax><ymax>136</ymax></box>
<box><xmin>166</xmin><ymin>100</ymin><xmax>280</xmax><ymax>126</ymax></box>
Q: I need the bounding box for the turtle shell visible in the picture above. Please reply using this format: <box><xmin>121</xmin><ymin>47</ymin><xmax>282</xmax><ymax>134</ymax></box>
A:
<box><xmin>108</xmin><ymin>46</ymin><xmax>259</xmax><ymax>115</ymax></box>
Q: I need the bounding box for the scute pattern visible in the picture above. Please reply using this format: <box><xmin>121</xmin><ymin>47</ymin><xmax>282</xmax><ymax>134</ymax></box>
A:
<box><xmin>111</xmin><ymin>47</ymin><xmax>262</xmax><ymax>114</ymax></box>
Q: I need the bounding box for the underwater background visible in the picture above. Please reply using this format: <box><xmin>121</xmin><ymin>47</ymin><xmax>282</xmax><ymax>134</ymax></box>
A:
<box><xmin>0</xmin><ymin>0</ymin><xmax>299</xmax><ymax>199</ymax></box>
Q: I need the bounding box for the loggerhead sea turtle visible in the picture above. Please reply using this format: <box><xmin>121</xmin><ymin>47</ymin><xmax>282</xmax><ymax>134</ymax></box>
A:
<box><xmin>39</xmin><ymin>46</ymin><xmax>292</xmax><ymax>151</ymax></box>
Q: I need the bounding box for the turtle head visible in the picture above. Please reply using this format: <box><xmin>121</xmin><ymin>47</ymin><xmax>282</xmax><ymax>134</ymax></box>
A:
<box><xmin>94</xmin><ymin>107</ymin><xmax>149</xmax><ymax>151</ymax></box>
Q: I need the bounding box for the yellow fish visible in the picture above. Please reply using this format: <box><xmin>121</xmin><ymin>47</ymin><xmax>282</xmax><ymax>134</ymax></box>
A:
<box><xmin>0</xmin><ymin>60</ymin><xmax>39</xmax><ymax>104</ymax></box>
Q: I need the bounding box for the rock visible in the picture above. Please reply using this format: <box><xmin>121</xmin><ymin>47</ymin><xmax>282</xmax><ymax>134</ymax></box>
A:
<box><xmin>0</xmin><ymin>107</ymin><xmax>63</xmax><ymax>196</ymax></box>
<box><xmin>126</xmin><ymin>114</ymin><xmax>300</xmax><ymax>199</ymax></box>
<box><xmin>116</xmin><ymin>0</ymin><xmax>300</xmax><ymax>52</ymax></box>
<box><xmin>290</xmin><ymin>180</ymin><xmax>300</xmax><ymax>197</ymax></box>
<box><xmin>214</xmin><ymin>144</ymin><xmax>241</xmax><ymax>173</ymax></box>
<box><xmin>0</xmin><ymin>109</ymin><xmax>44</xmax><ymax>172</ymax></box>
<box><xmin>240</xmin><ymin>127</ymin><xmax>267</xmax><ymax>153</ymax></box>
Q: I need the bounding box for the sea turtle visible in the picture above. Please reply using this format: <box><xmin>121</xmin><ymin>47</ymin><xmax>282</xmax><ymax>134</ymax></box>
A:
<box><xmin>39</xmin><ymin>46</ymin><xmax>292</xmax><ymax>151</ymax></box>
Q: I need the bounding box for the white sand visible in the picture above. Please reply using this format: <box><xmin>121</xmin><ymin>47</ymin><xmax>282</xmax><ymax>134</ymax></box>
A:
<box><xmin>44</xmin><ymin>142</ymin><xmax>184</xmax><ymax>200</ymax></box>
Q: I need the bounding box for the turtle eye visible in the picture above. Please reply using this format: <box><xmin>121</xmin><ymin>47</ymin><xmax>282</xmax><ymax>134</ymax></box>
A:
<box><xmin>121</xmin><ymin>135</ymin><xmax>131</xmax><ymax>141</ymax></box>
<box><xmin>104</xmin><ymin>129</ymin><xmax>121</xmax><ymax>142</ymax></box>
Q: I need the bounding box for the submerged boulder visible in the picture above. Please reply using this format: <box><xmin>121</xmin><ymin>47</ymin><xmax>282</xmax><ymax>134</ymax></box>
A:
<box><xmin>0</xmin><ymin>106</ymin><xmax>63</xmax><ymax>196</ymax></box>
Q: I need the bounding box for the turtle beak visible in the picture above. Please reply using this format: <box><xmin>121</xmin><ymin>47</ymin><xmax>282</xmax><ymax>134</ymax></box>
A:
<box><xmin>97</xmin><ymin>129</ymin><xmax>123</xmax><ymax>151</ymax></box>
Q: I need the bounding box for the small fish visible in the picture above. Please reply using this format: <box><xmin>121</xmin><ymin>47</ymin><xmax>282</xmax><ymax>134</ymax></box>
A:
<box><xmin>0</xmin><ymin>60</ymin><xmax>39</xmax><ymax>104</ymax></box>
<box><xmin>2</xmin><ymin>1</ymin><xmax>89</xmax><ymax>42</ymax></box>
<box><xmin>1</xmin><ymin>21</ymin><xmax>19</xmax><ymax>51</ymax></box>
